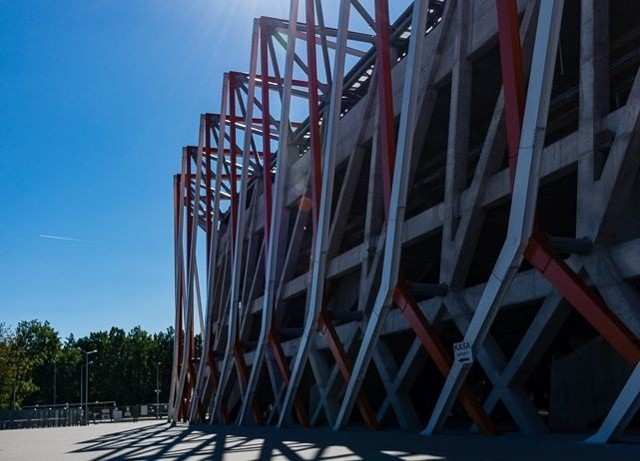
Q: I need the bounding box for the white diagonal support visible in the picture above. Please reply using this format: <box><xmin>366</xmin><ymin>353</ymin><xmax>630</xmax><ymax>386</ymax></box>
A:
<box><xmin>334</xmin><ymin>0</ymin><xmax>433</xmax><ymax>430</ymax></box>
<box><xmin>277</xmin><ymin>0</ymin><xmax>352</xmax><ymax>427</ymax></box>
<box><xmin>173</xmin><ymin>117</ymin><xmax>206</xmax><ymax>421</ymax></box>
<box><xmin>211</xmin><ymin>21</ymin><xmax>261</xmax><ymax>422</ymax></box>
<box><xmin>424</xmin><ymin>0</ymin><xmax>565</xmax><ymax>434</ymax></box>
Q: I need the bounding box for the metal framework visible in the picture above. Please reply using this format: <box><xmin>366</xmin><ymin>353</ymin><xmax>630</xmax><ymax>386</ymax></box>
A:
<box><xmin>170</xmin><ymin>0</ymin><xmax>640</xmax><ymax>444</ymax></box>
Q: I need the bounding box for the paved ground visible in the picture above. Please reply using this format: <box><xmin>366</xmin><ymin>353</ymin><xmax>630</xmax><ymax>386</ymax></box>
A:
<box><xmin>0</xmin><ymin>420</ymin><xmax>639</xmax><ymax>460</ymax></box>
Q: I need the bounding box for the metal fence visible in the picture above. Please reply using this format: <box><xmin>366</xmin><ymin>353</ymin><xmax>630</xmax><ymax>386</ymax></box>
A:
<box><xmin>0</xmin><ymin>403</ymin><xmax>169</xmax><ymax>430</ymax></box>
<box><xmin>0</xmin><ymin>407</ymin><xmax>83</xmax><ymax>430</ymax></box>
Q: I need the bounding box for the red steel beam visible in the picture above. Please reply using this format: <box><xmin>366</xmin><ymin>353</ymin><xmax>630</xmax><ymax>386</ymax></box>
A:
<box><xmin>207</xmin><ymin>350</ymin><xmax>230</xmax><ymax>423</ymax></box>
<box><xmin>525</xmin><ymin>238</ymin><xmax>640</xmax><ymax>363</ymax></box>
<box><xmin>496</xmin><ymin>0</ymin><xmax>640</xmax><ymax>366</ymax></box>
<box><xmin>370</xmin><ymin>0</ymin><xmax>497</xmax><ymax>434</ymax></box>
<box><xmin>318</xmin><ymin>312</ymin><xmax>381</xmax><ymax>429</ymax></box>
<box><xmin>302</xmin><ymin>0</ymin><xmax>379</xmax><ymax>430</ymax></box>
<box><xmin>394</xmin><ymin>287</ymin><xmax>499</xmax><ymax>434</ymax></box>
<box><xmin>496</xmin><ymin>0</ymin><xmax>526</xmax><ymax>186</ymax></box>
<box><xmin>233</xmin><ymin>343</ymin><xmax>263</xmax><ymax>424</ymax></box>
<box><xmin>268</xmin><ymin>331</ymin><xmax>310</xmax><ymax>426</ymax></box>
<box><xmin>374</xmin><ymin>0</ymin><xmax>397</xmax><ymax>215</ymax></box>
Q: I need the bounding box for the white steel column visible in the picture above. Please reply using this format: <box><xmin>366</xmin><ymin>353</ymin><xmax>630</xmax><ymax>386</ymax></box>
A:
<box><xmin>172</xmin><ymin>117</ymin><xmax>207</xmax><ymax>421</ymax></box>
<box><xmin>424</xmin><ymin>0</ymin><xmax>565</xmax><ymax>434</ymax></box>
<box><xmin>238</xmin><ymin>0</ymin><xmax>300</xmax><ymax>425</ymax></box>
<box><xmin>277</xmin><ymin>0</ymin><xmax>351</xmax><ymax>427</ymax></box>
<box><xmin>211</xmin><ymin>22</ymin><xmax>261</xmax><ymax>422</ymax></box>
<box><xmin>191</xmin><ymin>95</ymin><xmax>230</xmax><ymax>422</ymax></box>
<box><xmin>333</xmin><ymin>0</ymin><xmax>430</xmax><ymax>431</ymax></box>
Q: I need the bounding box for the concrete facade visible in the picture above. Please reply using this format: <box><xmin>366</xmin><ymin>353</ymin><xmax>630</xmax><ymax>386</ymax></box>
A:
<box><xmin>170</xmin><ymin>0</ymin><xmax>640</xmax><ymax>443</ymax></box>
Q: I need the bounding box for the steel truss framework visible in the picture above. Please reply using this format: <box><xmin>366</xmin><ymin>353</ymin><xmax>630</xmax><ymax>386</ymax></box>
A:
<box><xmin>170</xmin><ymin>0</ymin><xmax>640</xmax><ymax>443</ymax></box>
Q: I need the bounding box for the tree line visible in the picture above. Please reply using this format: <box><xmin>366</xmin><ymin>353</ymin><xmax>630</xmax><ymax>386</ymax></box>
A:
<box><xmin>0</xmin><ymin>320</ymin><xmax>177</xmax><ymax>409</ymax></box>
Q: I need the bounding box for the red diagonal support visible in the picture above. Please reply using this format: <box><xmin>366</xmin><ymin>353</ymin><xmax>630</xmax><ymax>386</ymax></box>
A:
<box><xmin>375</xmin><ymin>0</ymin><xmax>397</xmax><ymax>215</ymax></box>
<box><xmin>318</xmin><ymin>312</ymin><xmax>381</xmax><ymax>430</ymax></box>
<box><xmin>394</xmin><ymin>286</ymin><xmax>499</xmax><ymax>434</ymax></box>
<box><xmin>303</xmin><ymin>0</ymin><xmax>379</xmax><ymax>430</ymax></box>
<box><xmin>233</xmin><ymin>343</ymin><xmax>263</xmax><ymax>423</ymax></box>
<box><xmin>207</xmin><ymin>350</ymin><xmax>230</xmax><ymax>423</ymax></box>
<box><xmin>370</xmin><ymin>0</ymin><xmax>498</xmax><ymax>434</ymax></box>
<box><xmin>268</xmin><ymin>331</ymin><xmax>310</xmax><ymax>426</ymax></box>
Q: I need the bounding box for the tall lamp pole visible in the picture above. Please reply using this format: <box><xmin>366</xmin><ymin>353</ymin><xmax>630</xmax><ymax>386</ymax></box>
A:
<box><xmin>53</xmin><ymin>360</ymin><xmax>57</xmax><ymax>408</ymax></box>
<box><xmin>79</xmin><ymin>363</ymin><xmax>83</xmax><ymax>414</ymax></box>
<box><xmin>77</xmin><ymin>347</ymin><xmax>97</xmax><ymax>425</ymax></box>
<box><xmin>155</xmin><ymin>362</ymin><xmax>160</xmax><ymax>418</ymax></box>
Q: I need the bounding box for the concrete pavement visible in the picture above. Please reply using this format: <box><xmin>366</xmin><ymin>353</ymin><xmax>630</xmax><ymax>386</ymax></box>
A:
<box><xmin>0</xmin><ymin>420</ymin><xmax>639</xmax><ymax>460</ymax></box>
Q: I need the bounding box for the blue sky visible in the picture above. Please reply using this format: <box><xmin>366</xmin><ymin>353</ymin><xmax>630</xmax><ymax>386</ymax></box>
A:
<box><xmin>0</xmin><ymin>0</ymin><xmax>416</xmax><ymax>340</ymax></box>
<box><xmin>0</xmin><ymin>0</ymin><xmax>292</xmax><ymax>339</ymax></box>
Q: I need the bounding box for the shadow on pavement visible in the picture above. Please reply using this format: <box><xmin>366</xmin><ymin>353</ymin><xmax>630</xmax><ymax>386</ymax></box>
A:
<box><xmin>70</xmin><ymin>421</ymin><xmax>640</xmax><ymax>461</ymax></box>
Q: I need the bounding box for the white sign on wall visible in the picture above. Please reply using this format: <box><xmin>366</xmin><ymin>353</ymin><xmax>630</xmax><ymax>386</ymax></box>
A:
<box><xmin>453</xmin><ymin>341</ymin><xmax>473</xmax><ymax>364</ymax></box>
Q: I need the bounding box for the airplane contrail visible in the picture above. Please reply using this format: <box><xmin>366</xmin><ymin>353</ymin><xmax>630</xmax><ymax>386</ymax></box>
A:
<box><xmin>39</xmin><ymin>234</ymin><xmax>85</xmax><ymax>242</ymax></box>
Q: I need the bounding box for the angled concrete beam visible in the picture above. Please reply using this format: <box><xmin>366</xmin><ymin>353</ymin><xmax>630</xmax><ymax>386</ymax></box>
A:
<box><xmin>424</xmin><ymin>0</ymin><xmax>565</xmax><ymax>434</ymax></box>
<box><xmin>334</xmin><ymin>0</ymin><xmax>438</xmax><ymax>430</ymax></box>
<box><xmin>277</xmin><ymin>0</ymin><xmax>352</xmax><ymax>427</ymax></box>
<box><xmin>238</xmin><ymin>0</ymin><xmax>301</xmax><ymax>425</ymax></box>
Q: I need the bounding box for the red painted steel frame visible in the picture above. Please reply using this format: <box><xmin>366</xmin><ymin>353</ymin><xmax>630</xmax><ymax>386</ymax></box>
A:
<box><xmin>375</xmin><ymin>0</ymin><xmax>397</xmax><ymax>215</ymax></box>
<box><xmin>496</xmin><ymin>0</ymin><xmax>525</xmax><ymax>186</ymax></box>
<box><xmin>258</xmin><ymin>17</ymin><xmax>309</xmax><ymax>427</ymax></box>
<box><xmin>394</xmin><ymin>287</ymin><xmax>499</xmax><ymax>434</ymax></box>
<box><xmin>371</xmin><ymin>0</ymin><xmax>497</xmax><ymax>434</ymax></box>
<box><xmin>268</xmin><ymin>331</ymin><xmax>310</xmax><ymax>426</ymax></box>
<box><xmin>496</xmin><ymin>0</ymin><xmax>640</xmax><ymax>365</ymax></box>
<box><xmin>234</xmin><ymin>343</ymin><xmax>263</xmax><ymax>423</ymax></box>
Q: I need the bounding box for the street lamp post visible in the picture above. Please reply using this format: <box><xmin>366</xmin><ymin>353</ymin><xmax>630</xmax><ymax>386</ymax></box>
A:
<box><xmin>53</xmin><ymin>361</ymin><xmax>57</xmax><ymax>408</ymax></box>
<box><xmin>11</xmin><ymin>364</ymin><xmax>17</xmax><ymax>412</ymax></box>
<box><xmin>77</xmin><ymin>347</ymin><xmax>97</xmax><ymax>425</ymax></box>
<box><xmin>53</xmin><ymin>360</ymin><xmax>57</xmax><ymax>427</ymax></box>
<box><xmin>155</xmin><ymin>362</ymin><xmax>160</xmax><ymax>418</ymax></box>
<box><xmin>79</xmin><ymin>363</ymin><xmax>83</xmax><ymax>417</ymax></box>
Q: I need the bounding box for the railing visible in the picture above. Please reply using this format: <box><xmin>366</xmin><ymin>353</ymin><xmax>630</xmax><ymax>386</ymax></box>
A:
<box><xmin>0</xmin><ymin>403</ymin><xmax>170</xmax><ymax>430</ymax></box>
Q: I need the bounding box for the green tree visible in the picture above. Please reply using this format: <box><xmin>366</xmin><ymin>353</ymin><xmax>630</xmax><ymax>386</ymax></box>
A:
<box><xmin>14</xmin><ymin>320</ymin><xmax>62</xmax><ymax>406</ymax></box>
<box><xmin>0</xmin><ymin>323</ymin><xmax>18</xmax><ymax>409</ymax></box>
<box><xmin>0</xmin><ymin>320</ymin><xmax>175</xmax><ymax>409</ymax></box>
